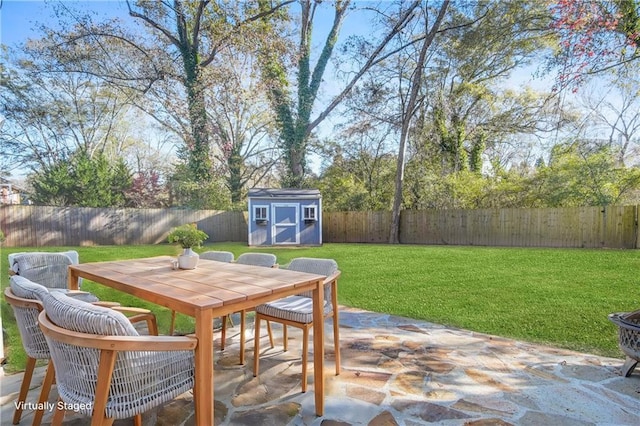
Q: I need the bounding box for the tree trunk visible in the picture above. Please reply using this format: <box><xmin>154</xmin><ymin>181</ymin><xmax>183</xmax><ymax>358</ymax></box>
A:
<box><xmin>389</xmin><ymin>0</ymin><xmax>450</xmax><ymax>244</ymax></box>
<box><xmin>228</xmin><ymin>150</ymin><xmax>243</xmax><ymax>204</ymax></box>
<box><xmin>177</xmin><ymin>2</ymin><xmax>212</xmax><ymax>182</ymax></box>
<box><xmin>185</xmin><ymin>74</ymin><xmax>213</xmax><ymax>181</ymax></box>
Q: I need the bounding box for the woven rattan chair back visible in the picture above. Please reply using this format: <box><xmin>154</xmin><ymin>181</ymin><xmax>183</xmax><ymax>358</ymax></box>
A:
<box><xmin>235</xmin><ymin>252</ymin><xmax>277</xmax><ymax>268</ymax></box>
<box><xmin>200</xmin><ymin>250</ymin><xmax>234</xmax><ymax>262</ymax></box>
<box><xmin>286</xmin><ymin>257</ymin><xmax>338</xmax><ymax>306</ymax></box>
<box><xmin>7</xmin><ymin>276</ymin><xmax>50</xmax><ymax>358</ymax></box>
<box><xmin>11</xmin><ymin>252</ymin><xmax>99</xmax><ymax>303</ymax></box>
<box><xmin>9</xmin><ymin>250</ymin><xmax>80</xmax><ymax>274</ymax></box>
<box><xmin>12</xmin><ymin>253</ymin><xmax>72</xmax><ymax>289</ymax></box>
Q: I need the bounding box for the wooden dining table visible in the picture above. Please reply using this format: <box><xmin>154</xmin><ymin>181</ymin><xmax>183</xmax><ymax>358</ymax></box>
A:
<box><xmin>67</xmin><ymin>255</ymin><xmax>327</xmax><ymax>424</ymax></box>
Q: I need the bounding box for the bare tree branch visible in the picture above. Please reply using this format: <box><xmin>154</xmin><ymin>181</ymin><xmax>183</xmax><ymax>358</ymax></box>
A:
<box><xmin>308</xmin><ymin>1</ymin><xmax>421</xmax><ymax>133</ymax></box>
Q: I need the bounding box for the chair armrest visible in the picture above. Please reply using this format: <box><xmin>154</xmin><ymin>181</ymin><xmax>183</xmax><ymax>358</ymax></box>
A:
<box><xmin>66</xmin><ymin>290</ymin><xmax>111</xmax><ymax>302</ymax></box>
<box><xmin>111</xmin><ymin>306</ymin><xmax>152</xmax><ymax>315</ymax></box>
<box><xmin>91</xmin><ymin>301</ymin><xmax>122</xmax><ymax>308</ymax></box>
<box><xmin>4</xmin><ymin>287</ymin><xmax>43</xmax><ymax>311</ymax></box>
<box><xmin>324</xmin><ymin>270</ymin><xmax>341</xmax><ymax>285</ymax></box>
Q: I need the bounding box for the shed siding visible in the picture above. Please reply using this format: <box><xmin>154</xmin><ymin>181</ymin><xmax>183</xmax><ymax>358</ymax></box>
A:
<box><xmin>247</xmin><ymin>188</ymin><xmax>322</xmax><ymax>246</ymax></box>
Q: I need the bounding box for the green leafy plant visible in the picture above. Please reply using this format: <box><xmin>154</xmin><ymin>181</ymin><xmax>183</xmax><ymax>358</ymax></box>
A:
<box><xmin>0</xmin><ymin>230</ymin><xmax>5</xmax><ymax>243</ymax></box>
<box><xmin>167</xmin><ymin>224</ymin><xmax>208</xmax><ymax>249</ymax></box>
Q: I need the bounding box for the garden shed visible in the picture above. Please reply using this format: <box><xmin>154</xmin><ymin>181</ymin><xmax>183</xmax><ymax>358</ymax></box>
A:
<box><xmin>247</xmin><ymin>188</ymin><xmax>322</xmax><ymax>246</ymax></box>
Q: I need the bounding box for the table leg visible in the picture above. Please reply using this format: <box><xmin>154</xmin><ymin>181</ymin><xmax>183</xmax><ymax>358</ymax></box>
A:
<box><xmin>194</xmin><ymin>309</ymin><xmax>214</xmax><ymax>424</ymax></box>
<box><xmin>312</xmin><ymin>278</ymin><xmax>325</xmax><ymax>416</ymax></box>
<box><xmin>240</xmin><ymin>310</ymin><xmax>246</xmax><ymax>365</ymax></box>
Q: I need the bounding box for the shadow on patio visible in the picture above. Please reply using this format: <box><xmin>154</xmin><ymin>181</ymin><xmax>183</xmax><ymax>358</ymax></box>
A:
<box><xmin>1</xmin><ymin>307</ymin><xmax>639</xmax><ymax>425</ymax></box>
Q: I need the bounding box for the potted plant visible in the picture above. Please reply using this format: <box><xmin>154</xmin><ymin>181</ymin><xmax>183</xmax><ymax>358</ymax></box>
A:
<box><xmin>167</xmin><ymin>224</ymin><xmax>209</xmax><ymax>269</ymax></box>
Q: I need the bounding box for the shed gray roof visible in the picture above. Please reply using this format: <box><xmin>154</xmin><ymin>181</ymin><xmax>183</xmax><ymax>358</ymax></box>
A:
<box><xmin>248</xmin><ymin>188</ymin><xmax>321</xmax><ymax>199</ymax></box>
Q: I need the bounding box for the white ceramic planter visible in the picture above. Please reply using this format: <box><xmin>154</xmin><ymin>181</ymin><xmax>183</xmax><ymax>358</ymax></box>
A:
<box><xmin>178</xmin><ymin>248</ymin><xmax>199</xmax><ymax>269</ymax></box>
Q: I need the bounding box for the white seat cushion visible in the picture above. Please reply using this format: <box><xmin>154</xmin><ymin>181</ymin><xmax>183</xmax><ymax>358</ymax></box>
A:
<box><xmin>256</xmin><ymin>295</ymin><xmax>330</xmax><ymax>324</ymax></box>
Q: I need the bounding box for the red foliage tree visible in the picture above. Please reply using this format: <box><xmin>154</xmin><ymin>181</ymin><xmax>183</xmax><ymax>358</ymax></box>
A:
<box><xmin>549</xmin><ymin>0</ymin><xmax>639</xmax><ymax>90</ymax></box>
<box><xmin>126</xmin><ymin>170</ymin><xmax>167</xmax><ymax>208</ymax></box>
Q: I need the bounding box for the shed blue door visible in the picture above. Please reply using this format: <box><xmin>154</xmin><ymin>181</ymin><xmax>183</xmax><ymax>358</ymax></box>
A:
<box><xmin>272</xmin><ymin>203</ymin><xmax>299</xmax><ymax>245</ymax></box>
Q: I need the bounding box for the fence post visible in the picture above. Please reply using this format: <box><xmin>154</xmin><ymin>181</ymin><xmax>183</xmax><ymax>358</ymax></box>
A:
<box><xmin>633</xmin><ymin>204</ymin><xmax>640</xmax><ymax>249</ymax></box>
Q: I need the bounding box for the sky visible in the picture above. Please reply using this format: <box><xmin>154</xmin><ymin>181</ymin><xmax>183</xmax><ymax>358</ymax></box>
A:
<box><xmin>1</xmin><ymin>0</ymin><xmax>51</xmax><ymax>45</ymax></box>
<box><xmin>1</xmin><ymin>0</ymin><xmax>132</xmax><ymax>46</ymax></box>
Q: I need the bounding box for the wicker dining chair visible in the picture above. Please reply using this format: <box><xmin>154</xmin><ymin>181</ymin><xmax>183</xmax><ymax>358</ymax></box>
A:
<box><xmin>221</xmin><ymin>252</ymin><xmax>278</xmax><ymax>364</ymax></box>
<box><xmin>5</xmin><ymin>276</ymin><xmax>158</xmax><ymax>425</ymax></box>
<box><xmin>10</xmin><ymin>252</ymin><xmax>99</xmax><ymax>303</ymax></box>
<box><xmin>253</xmin><ymin>257</ymin><xmax>341</xmax><ymax>392</ymax></box>
<box><xmin>38</xmin><ymin>291</ymin><xmax>196</xmax><ymax>426</ymax></box>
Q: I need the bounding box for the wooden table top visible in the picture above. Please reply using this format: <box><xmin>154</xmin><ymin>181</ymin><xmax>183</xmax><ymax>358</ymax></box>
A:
<box><xmin>69</xmin><ymin>256</ymin><xmax>326</xmax><ymax>316</ymax></box>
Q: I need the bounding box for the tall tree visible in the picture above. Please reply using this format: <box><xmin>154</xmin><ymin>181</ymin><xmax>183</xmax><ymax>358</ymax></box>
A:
<box><xmin>421</xmin><ymin>0</ymin><xmax>555</xmax><ymax>175</ymax></box>
<box><xmin>38</xmin><ymin>0</ymin><xmax>291</xmax><ymax>185</ymax></box>
<box><xmin>531</xmin><ymin>142</ymin><xmax>640</xmax><ymax>206</ymax></box>
<box><xmin>29</xmin><ymin>149</ymin><xmax>132</xmax><ymax>207</ymax></box>
<box><xmin>313</xmin><ymin>134</ymin><xmax>397</xmax><ymax>211</ymax></box>
<box><xmin>579</xmin><ymin>65</ymin><xmax>640</xmax><ymax>166</ymax></box>
<box><xmin>257</xmin><ymin>0</ymin><xmax>422</xmax><ymax>188</ymax></box>
<box><xmin>389</xmin><ymin>1</ymin><xmax>450</xmax><ymax>243</ymax></box>
<box><xmin>0</xmin><ymin>46</ymin><xmax>136</xmax><ymax>172</ymax></box>
<box><xmin>207</xmin><ymin>48</ymin><xmax>280</xmax><ymax>205</ymax></box>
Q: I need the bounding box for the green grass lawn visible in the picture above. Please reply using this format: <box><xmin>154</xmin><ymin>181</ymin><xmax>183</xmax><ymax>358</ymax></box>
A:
<box><xmin>2</xmin><ymin>243</ymin><xmax>638</xmax><ymax>373</ymax></box>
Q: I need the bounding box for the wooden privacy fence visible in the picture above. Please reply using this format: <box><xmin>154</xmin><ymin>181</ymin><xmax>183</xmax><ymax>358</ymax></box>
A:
<box><xmin>0</xmin><ymin>205</ymin><xmax>248</xmax><ymax>247</ymax></box>
<box><xmin>1</xmin><ymin>205</ymin><xmax>638</xmax><ymax>248</ymax></box>
<box><xmin>324</xmin><ymin>206</ymin><xmax>639</xmax><ymax>248</ymax></box>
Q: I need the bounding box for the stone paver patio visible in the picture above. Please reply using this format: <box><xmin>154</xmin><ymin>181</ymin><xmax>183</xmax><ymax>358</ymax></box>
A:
<box><xmin>1</xmin><ymin>306</ymin><xmax>639</xmax><ymax>425</ymax></box>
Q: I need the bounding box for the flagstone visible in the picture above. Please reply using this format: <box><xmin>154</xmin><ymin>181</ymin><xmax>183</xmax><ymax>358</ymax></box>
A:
<box><xmin>345</xmin><ymin>385</ymin><xmax>386</xmax><ymax>405</ymax></box>
<box><xmin>559</xmin><ymin>363</ymin><xmax>619</xmax><ymax>381</ymax></box>
<box><xmin>367</xmin><ymin>410</ymin><xmax>398</xmax><ymax>426</ymax></box>
<box><xmin>464</xmin><ymin>368</ymin><xmax>515</xmax><ymax>392</ymax></box>
<box><xmin>338</xmin><ymin>369</ymin><xmax>392</xmax><ymax>388</ymax></box>
<box><xmin>228</xmin><ymin>402</ymin><xmax>301</xmax><ymax>425</ymax></box>
<box><xmin>392</xmin><ymin>370</ymin><xmax>429</xmax><ymax>394</ymax></box>
<box><xmin>451</xmin><ymin>397</ymin><xmax>517</xmax><ymax>416</ymax></box>
<box><xmin>518</xmin><ymin>410</ymin><xmax>596</xmax><ymax>426</ymax></box>
<box><xmin>391</xmin><ymin>399</ymin><xmax>471</xmax><ymax>422</ymax></box>
<box><xmin>410</xmin><ymin>354</ymin><xmax>456</xmax><ymax>374</ymax></box>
